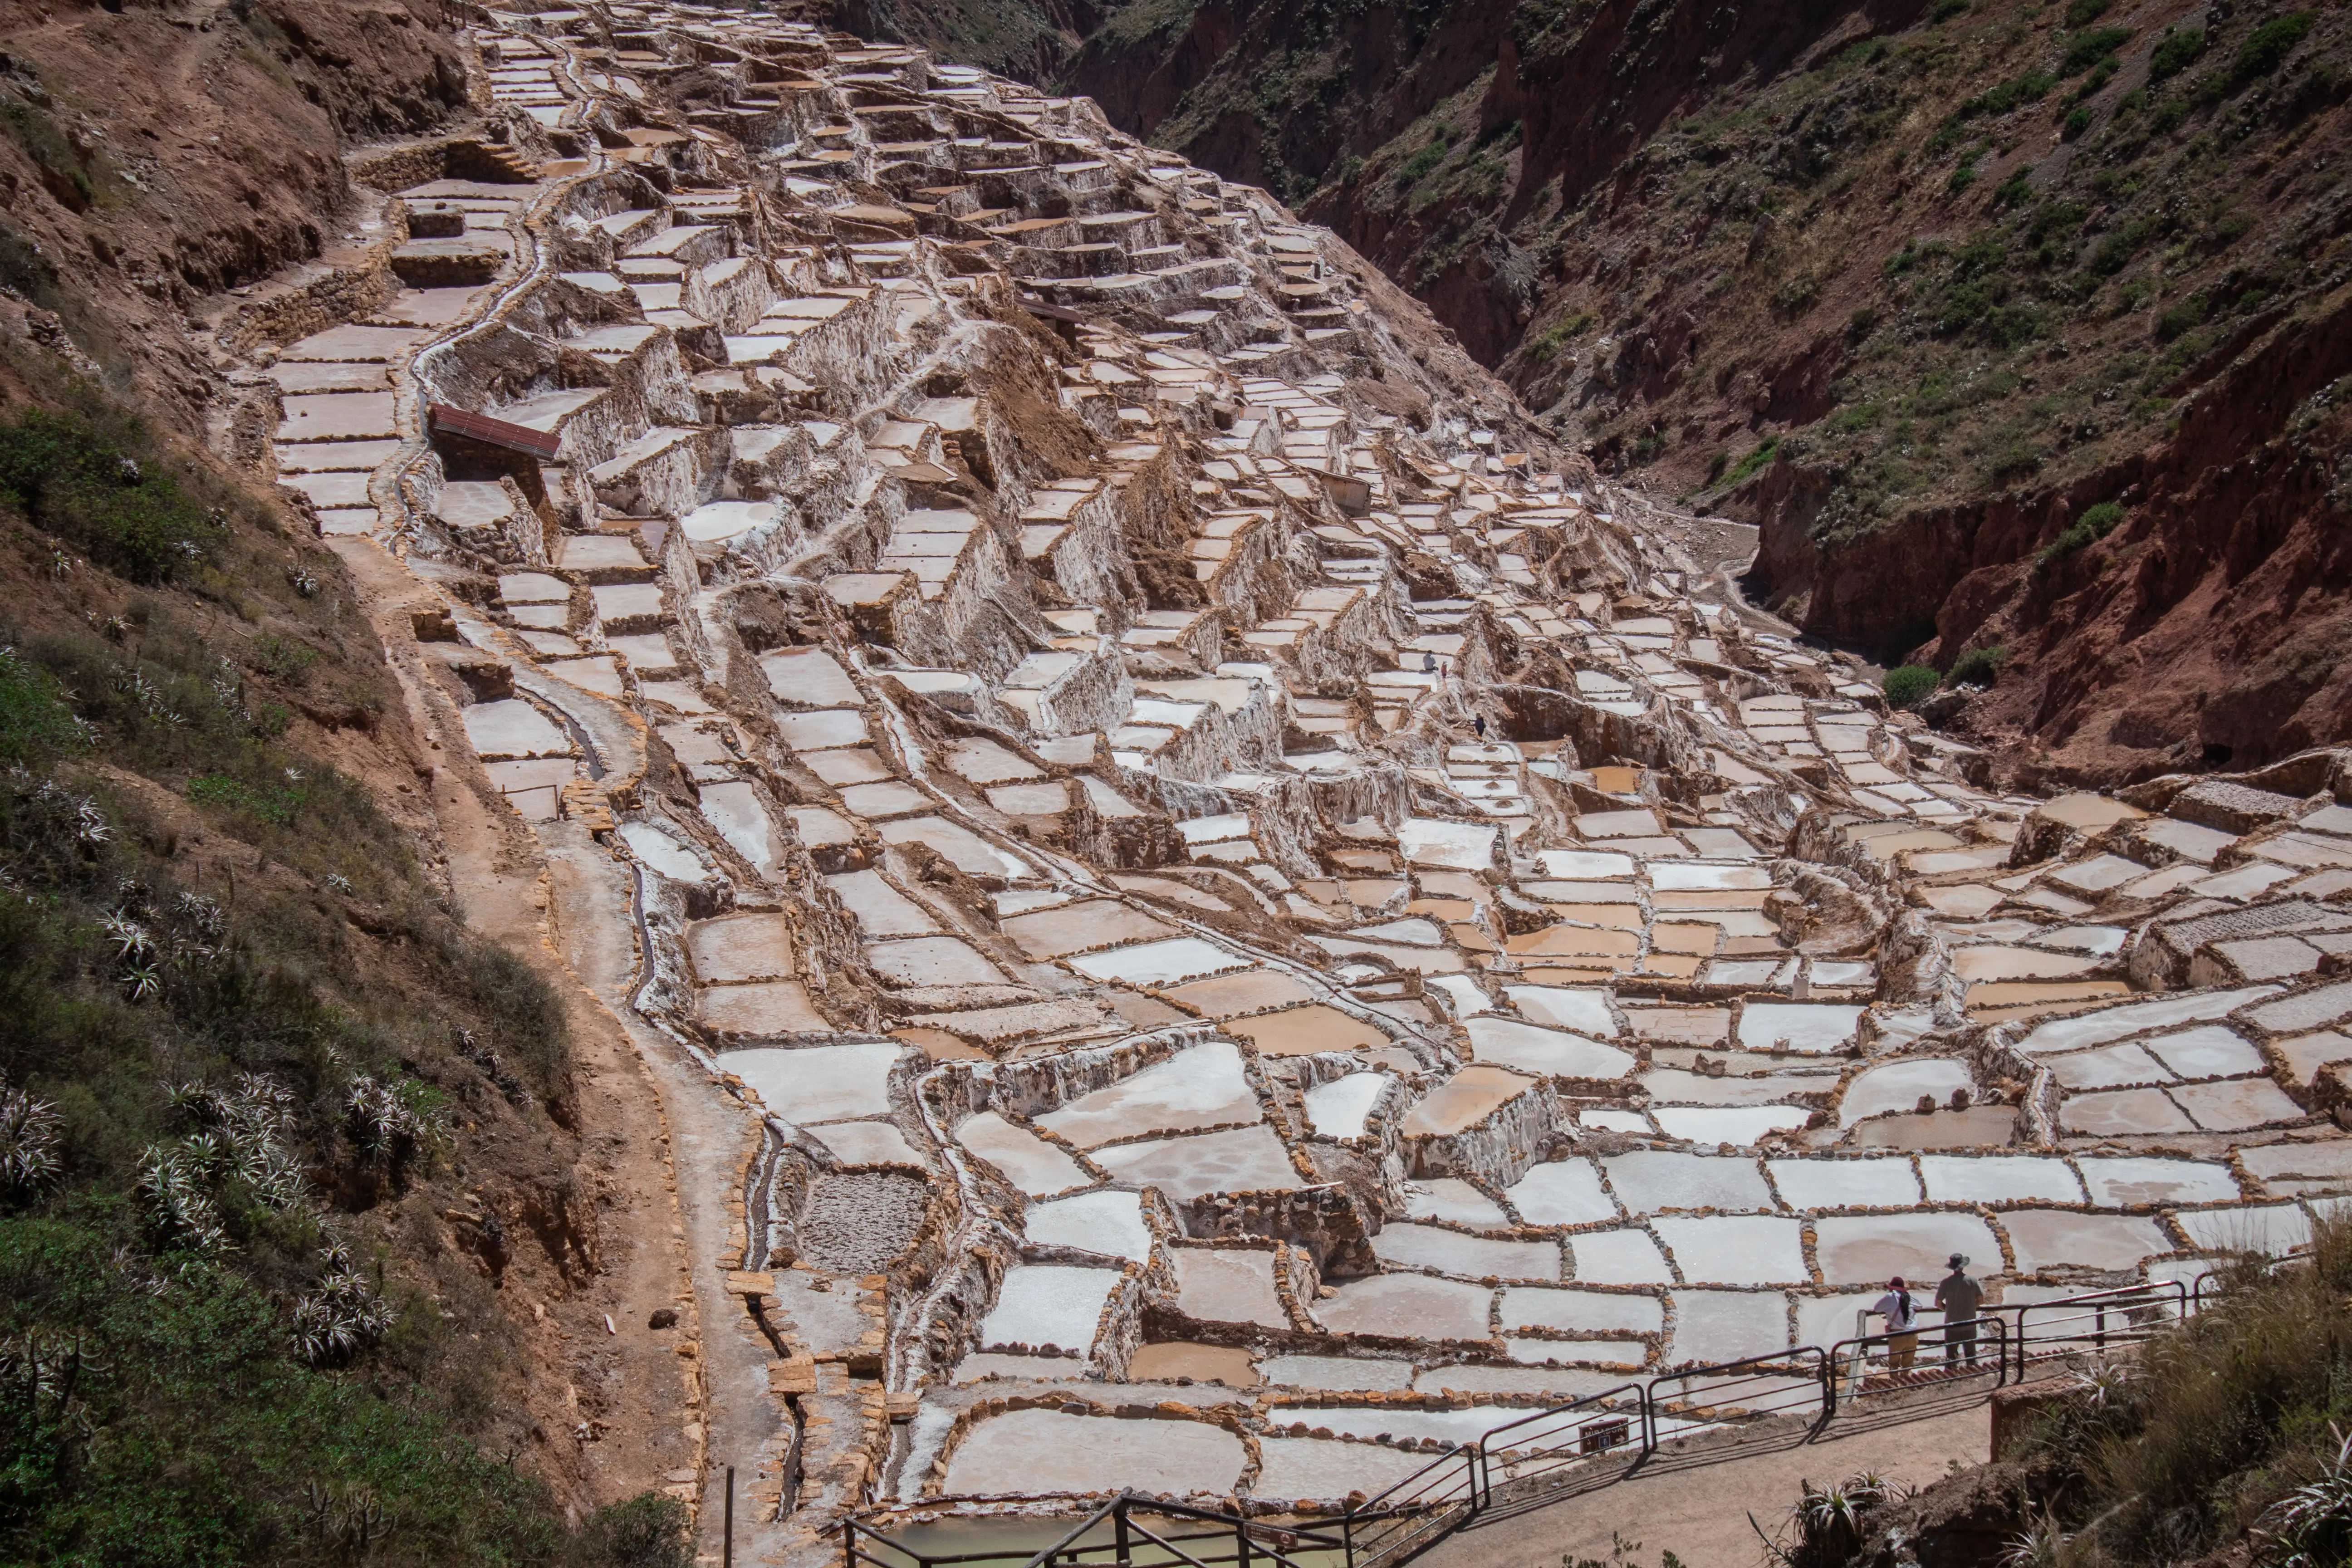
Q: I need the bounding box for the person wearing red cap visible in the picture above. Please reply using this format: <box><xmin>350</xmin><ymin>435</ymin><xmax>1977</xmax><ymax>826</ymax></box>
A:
<box><xmin>1873</xmin><ymin>1276</ymin><xmax>1920</xmax><ymax>1371</ymax></box>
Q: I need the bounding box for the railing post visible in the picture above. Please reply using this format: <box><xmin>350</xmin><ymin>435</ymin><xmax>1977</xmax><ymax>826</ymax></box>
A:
<box><xmin>1237</xmin><ymin>1509</ymin><xmax>1251</xmax><ymax>1568</ymax></box>
<box><xmin>1820</xmin><ymin>1345</ymin><xmax>1837</xmax><ymax>1418</ymax></box>
<box><xmin>725</xmin><ymin>1465</ymin><xmax>735</xmax><ymax>1568</ymax></box>
<box><xmin>1114</xmin><ymin>1497</ymin><xmax>1131</xmax><ymax>1568</ymax></box>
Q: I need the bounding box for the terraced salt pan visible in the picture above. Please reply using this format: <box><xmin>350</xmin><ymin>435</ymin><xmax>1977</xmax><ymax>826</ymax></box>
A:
<box><xmin>866</xmin><ymin>937</ymin><xmax>1004</xmax><ymax>988</ymax></box>
<box><xmin>1651</xmin><ymin>1106</ymin><xmax>1811</xmax><ymax>1144</ymax></box>
<box><xmin>618</xmin><ymin>821</ymin><xmax>708</xmax><ymax>882</ymax></box>
<box><xmin>1735</xmin><ymin>1004</ymin><xmax>1863</xmax><ymax>1053</ymax></box>
<box><xmin>1999</xmin><ymin>1211</ymin><xmax>2172</xmax><ymax>1273</ymax></box>
<box><xmin>1089</xmin><ymin>1124</ymin><xmax>1302</xmax><ymax>1198</ymax></box>
<box><xmin>823</xmin><ymin>869</ymin><xmax>938</xmax><ymax>935</ymax></box>
<box><xmin>1069</xmin><ymin>937</ymin><xmax>1249</xmax><ymax>987</ymax></box>
<box><xmin>940</xmin><ymin>1410</ymin><xmax>1245</xmax><ymax>1498</ymax></box>
<box><xmin>878</xmin><ymin>817</ymin><xmax>1034</xmax><ymax>880</ymax></box>
<box><xmin>2176</xmin><ymin>1202</ymin><xmax>2313</xmax><ymax>1254</ymax></box>
<box><xmin>1605</xmin><ymin>1151</ymin><xmax>1772</xmax><ymax>1213</ymax></box>
<box><xmin>1507</xmin><ymin>985</ymin><xmax>1620</xmax><ymax>1034</ymax></box>
<box><xmin>1305</xmin><ymin>1072</ymin><xmax>1392</xmax><ymax>1139</ymax></box>
<box><xmin>2017</xmin><ymin>986</ymin><xmax>2284</xmax><ymax>1054</ymax></box>
<box><xmin>1917</xmin><ymin>1155</ymin><xmax>2085</xmax><ymax>1205</ymax></box>
<box><xmin>1505</xmin><ymin>1160</ymin><xmax>1620</xmax><ymax>1226</ymax></box>
<box><xmin>726</xmin><ymin>1042</ymin><xmax>898</xmax><ymax>1124</ymax></box>
<box><xmin>1766</xmin><ymin>1157</ymin><xmax>1923</xmax><ymax>1210</ymax></box>
<box><xmin>1002</xmin><ymin>899</ymin><xmax>1177</xmax><ymax>958</ymax></box>
<box><xmin>1252</xmin><ymin>1440</ymin><xmax>1432</xmax><ymax>1502</ymax></box>
<box><xmin>1666</xmin><ymin>1290</ymin><xmax>1792</xmax><ymax>1367</ymax></box>
<box><xmin>1025</xmin><ymin>1189</ymin><xmax>1151</xmax><ymax>1261</ymax></box>
<box><xmin>1651</xmin><ymin>1216</ymin><xmax>1807</xmax><ymax>1284</ymax></box>
<box><xmin>1259</xmin><ymin>1354</ymin><xmax>1416</xmax><ymax>1391</ymax></box>
<box><xmin>1499</xmin><ymin>1287</ymin><xmax>1664</xmax><ymax>1337</ymax></box>
<box><xmin>1037</xmin><ymin>1041</ymin><xmax>1261</xmax><ymax>1148</ymax></box>
<box><xmin>1406</xmin><ymin>1179</ymin><xmax>1511</xmax><ymax>1228</ymax></box>
<box><xmin>1126</xmin><ymin>1343</ymin><xmax>1259</xmax><ymax>1385</ymax></box>
<box><xmin>980</xmin><ymin>1265</ymin><xmax>1120</xmax><ymax>1355</ymax></box>
<box><xmin>1171</xmin><ymin>1248</ymin><xmax>1288</xmax><ymax>1328</ymax></box>
<box><xmin>1316</xmin><ymin>1274</ymin><xmax>1494</xmax><ymax>1340</ymax></box>
<box><xmin>2143</xmin><ymin>1026</ymin><xmax>2267</xmax><ymax>1079</ymax></box>
<box><xmin>1570</xmin><ymin>1229</ymin><xmax>1676</xmax><ymax>1284</ymax></box>
<box><xmin>956</xmin><ymin>1112</ymin><xmax>1091</xmax><ymax>1196</ymax></box>
<box><xmin>2076</xmin><ymin>1156</ymin><xmax>2239</xmax><ymax>1206</ymax></box>
<box><xmin>698</xmin><ymin>781</ymin><xmax>780</xmax><ymax>870</ymax></box>
<box><xmin>1813</xmin><ymin>1213</ymin><xmax>2001</xmax><ymax>1284</ymax></box>
<box><xmin>1464</xmin><ymin>1016</ymin><xmax>1635</xmax><ymax>1079</ymax></box>
<box><xmin>1840</xmin><ymin>1059</ymin><xmax>1975</xmax><ymax>1124</ymax></box>
<box><xmin>1372</xmin><ymin>1223</ymin><xmax>1562</xmax><ymax>1281</ymax></box>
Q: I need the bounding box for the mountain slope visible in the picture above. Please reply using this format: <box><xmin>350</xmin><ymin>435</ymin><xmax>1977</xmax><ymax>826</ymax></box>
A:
<box><xmin>852</xmin><ymin>0</ymin><xmax>2352</xmax><ymax>784</ymax></box>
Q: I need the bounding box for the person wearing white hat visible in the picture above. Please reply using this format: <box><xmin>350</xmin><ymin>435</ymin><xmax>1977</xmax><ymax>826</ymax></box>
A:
<box><xmin>1936</xmin><ymin>1252</ymin><xmax>1985</xmax><ymax>1368</ymax></box>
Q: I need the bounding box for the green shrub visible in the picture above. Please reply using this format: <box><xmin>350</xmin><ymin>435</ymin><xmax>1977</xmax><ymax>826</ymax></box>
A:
<box><xmin>2234</xmin><ymin>11</ymin><xmax>2315</xmax><ymax>83</ymax></box>
<box><xmin>1883</xmin><ymin>665</ymin><xmax>1940</xmax><ymax>709</ymax></box>
<box><xmin>1401</xmin><ymin>136</ymin><xmax>1450</xmax><ymax>182</ymax></box>
<box><xmin>1965</xmin><ymin>70</ymin><xmax>2057</xmax><ymax>117</ymax></box>
<box><xmin>578</xmin><ymin>1492</ymin><xmax>694</xmax><ymax>1568</ymax></box>
<box><xmin>1931</xmin><ymin>0</ymin><xmax>1969</xmax><ymax>20</ymax></box>
<box><xmin>2149</xmin><ymin>27</ymin><xmax>2205</xmax><ymax>82</ymax></box>
<box><xmin>2155</xmin><ymin>294</ymin><xmax>2208</xmax><ymax>343</ymax></box>
<box><xmin>2064</xmin><ymin>105</ymin><xmax>2094</xmax><ymax>138</ymax></box>
<box><xmin>1720</xmin><ymin>436</ymin><xmax>1780</xmax><ymax>488</ymax></box>
<box><xmin>0</xmin><ymin>411</ymin><xmax>224</xmax><ymax>584</ymax></box>
<box><xmin>2038</xmin><ymin>500</ymin><xmax>2127</xmax><ymax>564</ymax></box>
<box><xmin>2062</xmin><ymin>26</ymin><xmax>2133</xmax><ymax>74</ymax></box>
<box><xmin>0</xmin><ymin>646</ymin><xmax>86</xmax><ymax>766</ymax></box>
<box><xmin>1945</xmin><ymin>645</ymin><xmax>2009</xmax><ymax>686</ymax></box>
<box><xmin>2064</xmin><ymin>0</ymin><xmax>2110</xmax><ymax>23</ymax></box>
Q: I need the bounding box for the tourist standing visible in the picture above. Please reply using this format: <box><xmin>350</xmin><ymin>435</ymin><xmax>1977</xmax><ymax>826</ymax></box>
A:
<box><xmin>1873</xmin><ymin>1276</ymin><xmax>1920</xmax><ymax>1371</ymax></box>
<box><xmin>1936</xmin><ymin>1252</ymin><xmax>1984</xmax><ymax>1367</ymax></box>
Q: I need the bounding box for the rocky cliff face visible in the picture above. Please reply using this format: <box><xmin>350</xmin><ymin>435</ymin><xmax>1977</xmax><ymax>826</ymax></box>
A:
<box><xmin>843</xmin><ymin>0</ymin><xmax>2352</xmax><ymax>785</ymax></box>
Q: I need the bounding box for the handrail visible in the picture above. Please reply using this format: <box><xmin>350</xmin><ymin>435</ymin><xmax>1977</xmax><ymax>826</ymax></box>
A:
<box><xmin>2004</xmin><ymin>1280</ymin><xmax>2183</xmax><ymax>1379</ymax></box>
<box><xmin>846</xmin><ymin>1275</ymin><xmax>2261</xmax><ymax>1568</ymax></box>
<box><xmin>1641</xmin><ymin>1347</ymin><xmax>1829</xmax><ymax>1449</ymax></box>
<box><xmin>1828</xmin><ymin>1315</ymin><xmax>2010</xmax><ymax>1400</ymax></box>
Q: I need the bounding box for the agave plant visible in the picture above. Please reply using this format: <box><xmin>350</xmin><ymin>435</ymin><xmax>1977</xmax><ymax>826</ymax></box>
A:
<box><xmin>344</xmin><ymin>1075</ymin><xmax>427</xmax><ymax>1167</ymax></box>
<box><xmin>120</xmin><ymin>964</ymin><xmax>162</xmax><ymax>1002</ymax></box>
<box><xmin>0</xmin><ymin>1076</ymin><xmax>63</xmax><ymax>1196</ymax></box>
<box><xmin>291</xmin><ymin>1262</ymin><xmax>394</xmax><ymax>1365</ymax></box>
<box><xmin>135</xmin><ymin>1142</ymin><xmax>229</xmax><ymax>1253</ymax></box>
<box><xmin>2260</xmin><ymin>1424</ymin><xmax>2352</xmax><ymax>1568</ymax></box>
<box><xmin>2071</xmin><ymin>1359</ymin><xmax>2132</xmax><ymax>1407</ymax></box>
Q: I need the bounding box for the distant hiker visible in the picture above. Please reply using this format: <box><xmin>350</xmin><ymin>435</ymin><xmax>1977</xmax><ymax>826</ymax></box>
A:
<box><xmin>1936</xmin><ymin>1252</ymin><xmax>1984</xmax><ymax>1367</ymax></box>
<box><xmin>1473</xmin><ymin>715</ymin><xmax>1487</xmax><ymax>740</ymax></box>
<box><xmin>1422</xmin><ymin>651</ymin><xmax>1436</xmax><ymax>672</ymax></box>
<box><xmin>1874</xmin><ymin>1276</ymin><xmax>1920</xmax><ymax>1372</ymax></box>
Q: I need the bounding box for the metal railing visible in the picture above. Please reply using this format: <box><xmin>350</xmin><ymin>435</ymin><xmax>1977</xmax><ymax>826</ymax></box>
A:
<box><xmin>1469</xmin><ymin>1384</ymin><xmax>1642</xmax><ymax>1507</ymax></box>
<box><xmin>845</xmin><ymin>1272</ymin><xmax>2297</xmax><ymax>1568</ymax></box>
<box><xmin>1998</xmin><ymin>1281</ymin><xmax>2185</xmax><ymax>1380</ymax></box>
<box><xmin>1336</xmin><ymin>1441</ymin><xmax>1482</xmax><ymax>1568</ymax></box>
<box><xmin>1828</xmin><ymin>1315</ymin><xmax>2011</xmax><ymax>1403</ymax></box>
<box><xmin>846</xmin><ymin>1494</ymin><xmax>1354</xmax><ymax>1568</ymax></box>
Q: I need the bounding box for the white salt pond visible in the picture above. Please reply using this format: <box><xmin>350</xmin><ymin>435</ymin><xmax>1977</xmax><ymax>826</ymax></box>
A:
<box><xmin>1305</xmin><ymin>1073</ymin><xmax>1392</xmax><ymax>1140</ymax></box>
<box><xmin>1651</xmin><ymin>1216</ymin><xmax>1807</xmax><ymax>1285</ymax></box>
<box><xmin>1506</xmin><ymin>1159</ymin><xmax>1621</xmax><ymax>1226</ymax></box>
<box><xmin>1068</xmin><ymin>937</ymin><xmax>1250</xmax><ymax>987</ymax></box>
<box><xmin>1464</xmin><ymin>1016</ymin><xmax>1636</xmax><ymax>1079</ymax></box>
<box><xmin>1372</xmin><ymin>1223</ymin><xmax>1562</xmax><ymax>1281</ymax></box>
<box><xmin>979</xmin><ymin>1265</ymin><xmax>1119</xmax><ymax>1355</ymax></box>
<box><xmin>1089</xmin><ymin>1124</ymin><xmax>1302</xmax><ymax>1199</ymax></box>
<box><xmin>1569</xmin><ymin>1229</ymin><xmax>1676</xmax><ymax>1284</ymax></box>
<box><xmin>1025</xmin><ymin>1189</ymin><xmax>1151</xmax><ymax>1261</ymax></box>
<box><xmin>956</xmin><ymin>1112</ymin><xmax>1091</xmax><ymax>1196</ymax></box>
<box><xmin>726</xmin><ymin>1042</ymin><xmax>897</xmax><ymax>1124</ymax></box>
<box><xmin>1170</xmin><ymin>1249</ymin><xmax>1287</xmax><ymax>1328</ymax></box>
<box><xmin>1766</xmin><ymin>1157</ymin><xmax>1923</xmax><ymax>1210</ymax></box>
<box><xmin>940</xmin><ymin>1410</ymin><xmax>1245</xmax><ymax>1498</ymax></box>
<box><xmin>1605</xmin><ymin>1152</ymin><xmax>1772</xmax><ymax>1214</ymax></box>
<box><xmin>1037</xmin><ymin>1041</ymin><xmax>1262</xmax><ymax>1148</ymax></box>
<box><xmin>1735</xmin><ymin>1004</ymin><xmax>1863</xmax><ymax>1053</ymax></box>
<box><xmin>1498</xmin><ymin>1287</ymin><xmax>1664</xmax><ymax>1336</ymax></box>
<box><xmin>1315</xmin><ymin>1274</ymin><xmax>1494</xmax><ymax>1340</ymax></box>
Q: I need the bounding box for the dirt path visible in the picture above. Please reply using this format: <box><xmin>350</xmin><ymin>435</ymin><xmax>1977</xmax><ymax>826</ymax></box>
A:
<box><xmin>329</xmin><ymin>534</ymin><xmax>713</xmax><ymax>1520</ymax></box>
<box><xmin>1424</xmin><ymin>1400</ymin><xmax>1990</xmax><ymax>1568</ymax></box>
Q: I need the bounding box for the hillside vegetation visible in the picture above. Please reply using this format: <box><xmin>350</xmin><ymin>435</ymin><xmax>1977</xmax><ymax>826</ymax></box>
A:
<box><xmin>0</xmin><ymin>337</ymin><xmax>673</xmax><ymax>1568</ymax></box>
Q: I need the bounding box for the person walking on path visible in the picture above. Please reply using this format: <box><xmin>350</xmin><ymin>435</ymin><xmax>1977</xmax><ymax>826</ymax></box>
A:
<box><xmin>1873</xmin><ymin>1276</ymin><xmax>1921</xmax><ymax>1372</ymax></box>
<box><xmin>1936</xmin><ymin>1253</ymin><xmax>1985</xmax><ymax>1367</ymax></box>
